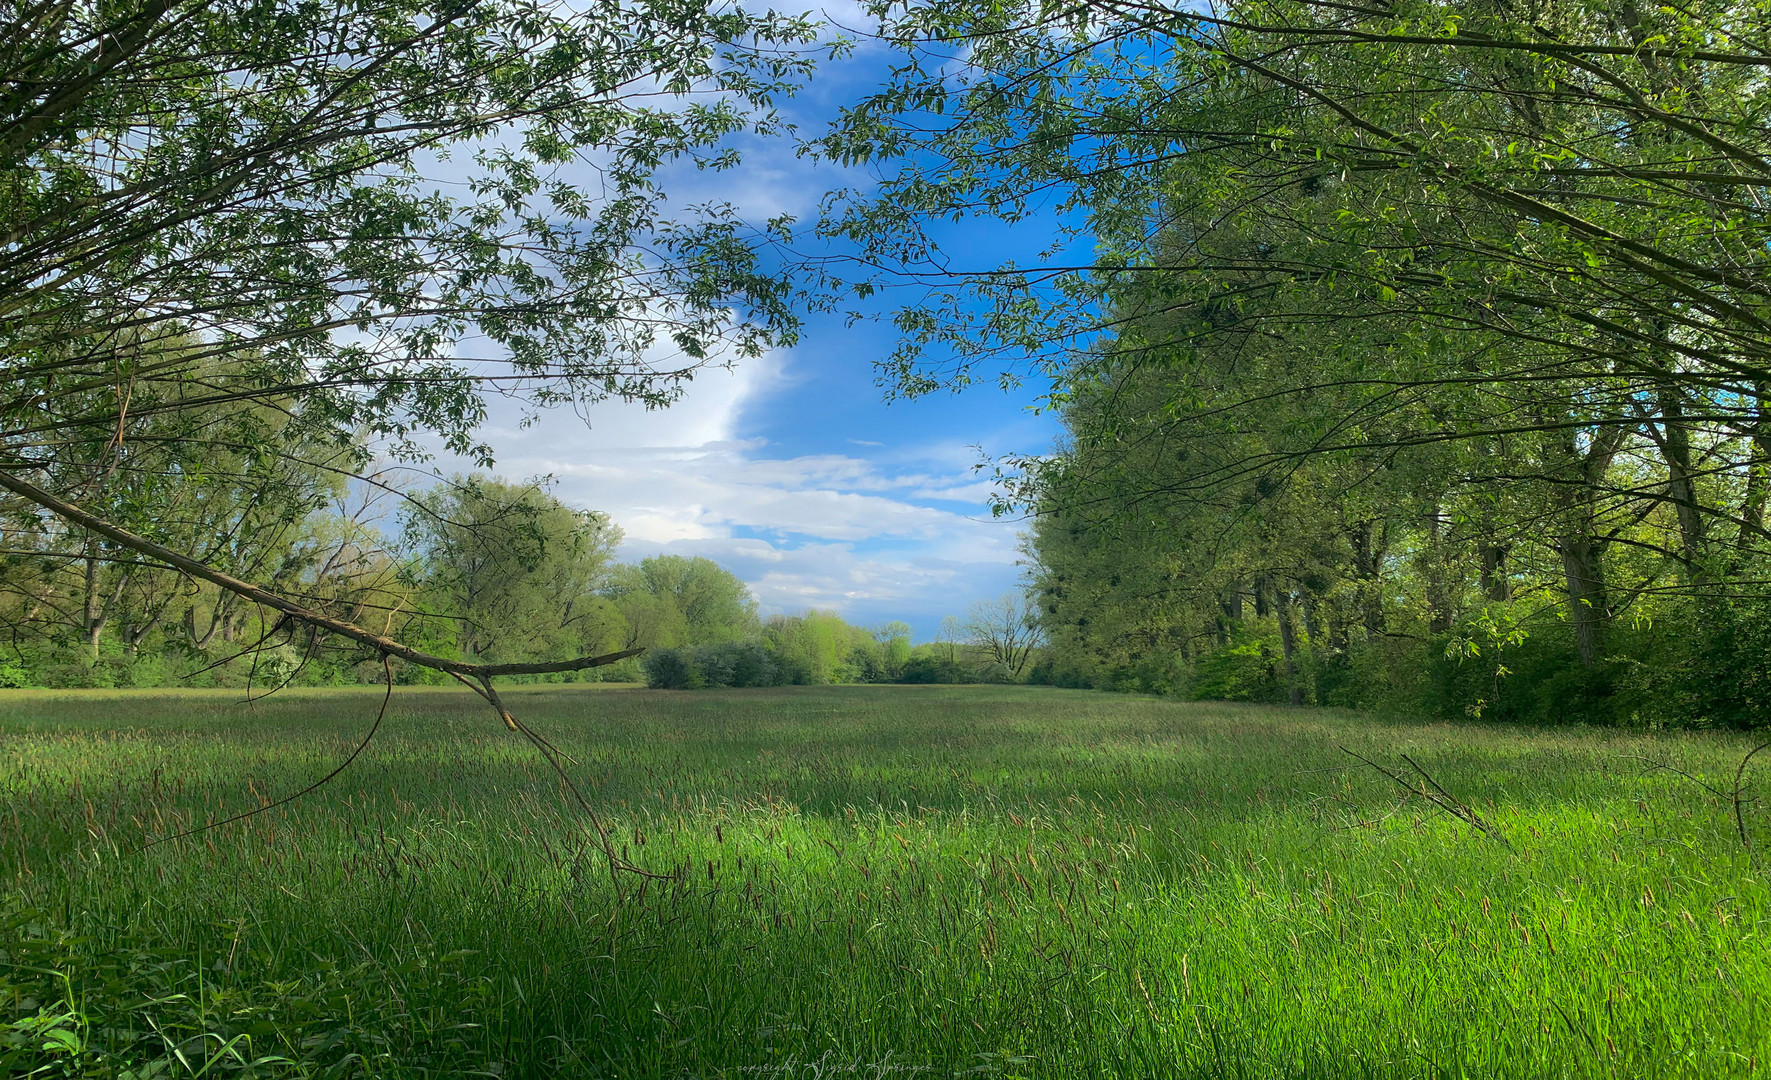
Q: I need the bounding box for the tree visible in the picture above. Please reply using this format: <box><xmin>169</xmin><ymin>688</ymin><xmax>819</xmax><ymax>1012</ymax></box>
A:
<box><xmin>935</xmin><ymin>615</ymin><xmax>965</xmax><ymax>664</ymax></box>
<box><xmin>818</xmin><ymin>0</ymin><xmax>1771</xmax><ymax>688</ymax></box>
<box><xmin>873</xmin><ymin>620</ymin><xmax>913</xmax><ymax>679</ymax></box>
<box><xmin>761</xmin><ymin>610</ymin><xmax>875</xmax><ymax>683</ymax></box>
<box><xmin>0</xmin><ymin>336</ymin><xmax>363</xmax><ymax>679</ymax></box>
<box><xmin>965</xmin><ymin>594</ymin><xmax>1042</xmax><ymax>679</ymax></box>
<box><xmin>0</xmin><ymin>0</ymin><xmax>825</xmax><ymax>692</ymax></box>
<box><xmin>405</xmin><ymin>477</ymin><xmax>625</xmax><ymax>665</ymax></box>
<box><xmin>605</xmin><ymin>555</ymin><xmax>759</xmax><ymax>649</ymax></box>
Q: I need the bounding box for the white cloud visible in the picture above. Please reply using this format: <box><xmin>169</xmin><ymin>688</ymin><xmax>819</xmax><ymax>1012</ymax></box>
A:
<box><xmin>638</xmin><ymin>537</ymin><xmax>1026</xmax><ymax>627</ymax></box>
<box><xmin>472</xmin><ymin>349</ymin><xmax>790</xmax><ymax>452</ymax></box>
<box><xmin>428</xmin><ymin>349</ymin><xmax>1034</xmax><ymax>634</ymax></box>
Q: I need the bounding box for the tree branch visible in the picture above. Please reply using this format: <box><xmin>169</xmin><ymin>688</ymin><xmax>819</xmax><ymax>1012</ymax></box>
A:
<box><xmin>0</xmin><ymin>465</ymin><xmax>641</xmax><ymax>679</ymax></box>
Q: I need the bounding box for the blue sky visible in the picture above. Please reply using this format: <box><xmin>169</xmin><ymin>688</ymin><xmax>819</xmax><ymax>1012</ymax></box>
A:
<box><xmin>444</xmin><ymin>26</ymin><xmax>1068</xmax><ymax>640</ymax></box>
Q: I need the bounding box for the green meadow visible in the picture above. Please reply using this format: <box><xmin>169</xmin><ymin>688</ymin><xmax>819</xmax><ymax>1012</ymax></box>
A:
<box><xmin>1</xmin><ymin>685</ymin><xmax>1767</xmax><ymax>1078</ymax></box>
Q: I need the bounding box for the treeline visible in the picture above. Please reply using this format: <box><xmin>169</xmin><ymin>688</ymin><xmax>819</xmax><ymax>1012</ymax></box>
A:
<box><xmin>0</xmin><ymin>461</ymin><xmax>1036</xmax><ymax>690</ymax></box>
<box><xmin>816</xmin><ymin>0</ymin><xmax>1771</xmax><ymax>729</ymax></box>
<box><xmin>1027</xmin><ymin>363</ymin><xmax>1771</xmax><ymax>726</ymax></box>
<box><xmin>642</xmin><ymin>594</ymin><xmax>1044</xmax><ymax>688</ymax></box>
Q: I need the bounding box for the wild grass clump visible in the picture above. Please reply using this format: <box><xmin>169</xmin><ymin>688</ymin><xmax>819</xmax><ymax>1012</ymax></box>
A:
<box><xmin>1</xmin><ymin>685</ymin><xmax>1767</xmax><ymax>1077</ymax></box>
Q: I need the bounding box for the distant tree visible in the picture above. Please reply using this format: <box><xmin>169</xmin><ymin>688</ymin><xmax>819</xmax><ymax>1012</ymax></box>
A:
<box><xmin>406</xmin><ymin>478</ymin><xmax>625</xmax><ymax>665</ymax></box>
<box><xmin>763</xmin><ymin>610</ymin><xmax>871</xmax><ymax>684</ymax></box>
<box><xmin>605</xmin><ymin>556</ymin><xmax>758</xmax><ymax>649</ymax></box>
<box><xmin>935</xmin><ymin>615</ymin><xmax>965</xmax><ymax>664</ymax></box>
<box><xmin>640</xmin><ymin>647</ymin><xmax>700</xmax><ymax>690</ymax></box>
<box><xmin>898</xmin><ymin>649</ymin><xmax>967</xmax><ymax>684</ymax></box>
<box><xmin>966</xmin><ymin>594</ymin><xmax>1043</xmax><ymax>679</ymax></box>
<box><xmin>873</xmin><ymin>620</ymin><xmax>913</xmax><ymax>680</ymax></box>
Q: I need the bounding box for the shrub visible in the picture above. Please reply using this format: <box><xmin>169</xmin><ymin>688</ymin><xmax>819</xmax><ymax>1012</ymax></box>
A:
<box><xmin>1620</xmin><ymin>596</ymin><xmax>1771</xmax><ymax>728</ymax></box>
<box><xmin>717</xmin><ymin>641</ymin><xmax>780</xmax><ymax>688</ymax></box>
<box><xmin>644</xmin><ymin>641</ymin><xmax>792</xmax><ymax>689</ymax></box>
<box><xmin>1187</xmin><ymin>623</ymin><xmax>1285</xmax><ymax>703</ymax></box>
<box><xmin>846</xmin><ymin>646</ymin><xmax>885</xmax><ymax>684</ymax></box>
<box><xmin>898</xmin><ymin>656</ymin><xmax>968</xmax><ymax>684</ymax></box>
<box><xmin>642</xmin><ymin>648</ymin><xmax>698</xmax><ymax>689</ymax></box>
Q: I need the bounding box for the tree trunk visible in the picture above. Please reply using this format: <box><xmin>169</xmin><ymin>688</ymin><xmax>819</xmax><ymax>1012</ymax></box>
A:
<box><xmin>1326</xmin><ymin>600</ymin><xmax>1348</xmax><ymax>653</ymax></box>
<box><xmin>1422</xmin><ymin>509</ymin><xmax>1453</xmax><ymax>634</ymax></box>
<box><xmin>1562</xmin><ymin>535</ymin><xmax>1607</xmax><ymax>667</ymax></box>
<box><xmin>1301</xmin><ymin>591</ymin><xmax>1322</xmax><ymax>642</ymax></box>
<box><xmin>1549</xmin><ymin>415</ymin><xmax>1626</xmax><ymax>667</ymax></box>
<box><xmin>1738</xmin><ymin>383</ymin><xmax>1771</xmax><ymax>555</ymax></box>
<box><xmin>185</xmin><ymin>598</ymin><xmax>223</xmax><ymax>648</ymax></box>
<box><xmin>1349</xmin><ymin>520</ymin><xmax>1387</xmax><ymax>637</ymax></box>
<box><xmin>1479</xmin><ymin>545</ymin><xmax>1511</xmax><ymax>602</ymax></box>
<box><xmin>81</xmin><ymin>549</ymin><xmax>128</xmax><ymax>661</ymax></box>
<box><xmin>1645</xmin><ymin>376</ymin><xmax>1707</xmax><ymax>577</ymax></box>
<box><xmin>83</xmin><ymin>552</ymin><xmax>102</xmax><ymax>660</ymax></box>
<box><xmin>1275</xmin><ymin>584</ymin><xmax>1303</xmax><ymax>706</ymax></box>
<box><xmin>125</xmin><ymin>592</ymin><xmax>176</xmax><ymax>656</ymax></box>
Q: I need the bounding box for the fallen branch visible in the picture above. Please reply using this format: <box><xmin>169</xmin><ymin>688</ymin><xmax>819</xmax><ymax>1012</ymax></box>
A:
<box><xmin>1340</xmin><ymin>747</ymin><xmax>1514</xmax><ymax>850</ymax></box>
<box><xmin>1734</xmin><ymin>740</ymin><xmax>1770</xmax><ymax>855</ymax></box>
<box><xmin>1624</xmin><ymin>754</ymin><xmax>1729</xmax><ymax>800</ymax></box>
<box><xmin>1623</xmin><ymin>744</ymin><xmax>1768</xmax><ymax>864</ymax></box>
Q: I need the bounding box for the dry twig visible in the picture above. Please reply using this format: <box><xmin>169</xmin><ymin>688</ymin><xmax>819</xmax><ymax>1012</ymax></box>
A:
<box><xmin>141</xmin><ymin>654</ymin><xmax>397</xmax><ymax>850</ymax></box>
<box><xmin>1340</xmin><ymin>747</ymin><xmax>1514</xmax><ymax>850</ymax></box>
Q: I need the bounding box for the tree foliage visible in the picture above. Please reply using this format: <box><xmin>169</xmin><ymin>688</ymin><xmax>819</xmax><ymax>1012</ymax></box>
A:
<box><xmin>1</xmin><ymin>0</ymin><xmax>828</xmax><ymax>685</ymax></box>
<box><xmin>606</xmin><ymin>555</ymin><xmax>761</xmax><ymax>650</ymax></box>
<box><xmin>821</xmin><ymin>0</ymin><xmax>1771</xmax><ymax>723</ymax></box>
<box><xmin>406</xmin><ymin>477</ymin><xmax>625</xmax><ymax>665</ymax></box>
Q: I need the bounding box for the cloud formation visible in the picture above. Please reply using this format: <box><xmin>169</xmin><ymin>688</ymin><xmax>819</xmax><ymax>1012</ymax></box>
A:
<box><xmin>447</xmin><ymin>350</ymin><xmax>1035</xmax><ymax>634</ymax></box>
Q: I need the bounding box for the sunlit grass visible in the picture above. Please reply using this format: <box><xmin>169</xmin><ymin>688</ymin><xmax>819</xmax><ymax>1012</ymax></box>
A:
<box><xmin>2</xmin><ymin>685</ymin><xmax>1768</xmax><ymax>1077</ymax></box>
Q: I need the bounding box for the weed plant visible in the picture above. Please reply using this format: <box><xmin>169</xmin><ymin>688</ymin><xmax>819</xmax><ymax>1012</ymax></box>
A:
<box><xmin>1</xmin><ymin>685</ymin><xmax>1767</xmax><ymax>1077</ymax></box>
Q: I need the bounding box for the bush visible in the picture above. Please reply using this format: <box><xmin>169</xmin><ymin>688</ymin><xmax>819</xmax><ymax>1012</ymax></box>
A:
<box><xmin>690</xmin><ymin>641</ymin><xmax>780</xmax><ymax>688</ymax></box>
<box><xmin>643</xmin><ymin>641</ymin><xmax>795</xmax><ymax>689</ymax></box>
<box><xmin>1187</xmin><ymin>623</ymin><xmax>1285</xmax><ymax>703</ymax></box>
<box><xmin>642</xmin><ymin>648</ymin><xmax>698</xmax><ymax>689</ymax></box>
<box><xmin>897</xmin><ymin>656</ymin><xmax>968</xmax><ymax>684</ymax></box>
<box><xmin>717</xmin><ymin>641</ymin><xmax>781</xmax><ymax>688</ymax></box>
<box><xmin>846</xmin><ymin>646</ymin><xmax>885</xmax><ymax>684</ymax></box>
<box><xmin>1620</xmin><ymin>596</ymin><xmax>1771</xmax><ymax>728</ymax></box>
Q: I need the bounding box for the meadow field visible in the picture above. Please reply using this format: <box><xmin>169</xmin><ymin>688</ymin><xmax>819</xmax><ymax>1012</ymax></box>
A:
<box><xmin>1</xmin><ymin>684</ymin><xmax>1767</xmax><ymax>1078</ymax></box>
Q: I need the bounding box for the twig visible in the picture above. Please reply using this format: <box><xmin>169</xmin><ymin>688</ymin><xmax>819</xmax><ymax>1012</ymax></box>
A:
<box><xmin>1340</xmin><ymin>747</ymin><xmax>1514</xmax><ymax>850</ymax></box>
<box><xmin>1623</xmin><ymin>754</ymin><xmax>1728</xmax><ymax>800</ymax></box>
<box><xmin>1401</xmin><ymin>754</ymin><xmax>1511</xmax><ymax>846</ymax></box>
<box><xmin>1733</xmin><ymin>740</ymin><xmax>1770</xmax><ymax>854</ymax></box>
<box><xmin>448</xmin><ymin>671</ymin><xmax>673</xmax><ymax>889</ymax></box>
<box><xmin>140</xmin><ymin>654</ymin><xmax>395</xmax><ymax>851</ymax></box>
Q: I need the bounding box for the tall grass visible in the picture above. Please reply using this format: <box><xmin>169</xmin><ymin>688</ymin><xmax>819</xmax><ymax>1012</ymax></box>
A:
<box><xmin>1</xmin><ymin>685</ymin><xmax>1767</xmax><ymax>1077</ymax></box>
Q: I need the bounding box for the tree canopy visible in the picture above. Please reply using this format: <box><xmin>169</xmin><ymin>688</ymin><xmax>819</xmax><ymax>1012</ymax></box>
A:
<box><xmin>1</xmin><ymin>0</ymin><xmax>829</xmax><ymax>685</ymax></box>
<box><xmin>808</xmin><ymin>0</ymin><xmax>1771</xmax><ymax>723</ymax></box>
